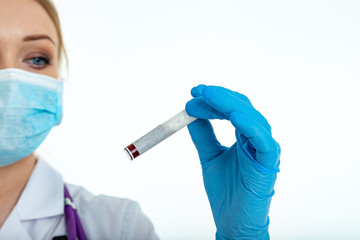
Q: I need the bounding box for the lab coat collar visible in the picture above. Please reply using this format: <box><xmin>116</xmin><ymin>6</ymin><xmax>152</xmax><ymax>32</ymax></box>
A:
<box><xmin>16</xmin><ymin>157</ymin><xmax>64</xmax><ymax>220</ymax></box>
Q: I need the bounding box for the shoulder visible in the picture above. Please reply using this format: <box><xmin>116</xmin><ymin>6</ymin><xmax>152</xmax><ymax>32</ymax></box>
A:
<box><xmin>66</xmin><ymin>183</ymin><xmax>158</xmax><ymax>240</ymax></box>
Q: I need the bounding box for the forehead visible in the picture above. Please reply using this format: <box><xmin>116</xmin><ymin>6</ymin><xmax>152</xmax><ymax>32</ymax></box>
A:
<box><xmin>0</xmin><ymin>0</ymin><xmax>58</xmax><ymax>44</ymax></box>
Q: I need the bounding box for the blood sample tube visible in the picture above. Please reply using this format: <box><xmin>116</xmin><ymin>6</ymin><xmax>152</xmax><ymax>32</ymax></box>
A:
<box><xmin>124</xmin><ymin>109</ymin><xmax>196</xmax><ymax>160</ymax></box>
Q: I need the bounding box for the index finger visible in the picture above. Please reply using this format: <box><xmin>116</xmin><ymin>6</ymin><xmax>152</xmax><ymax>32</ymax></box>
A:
<box><xmin>202</xmin><ymin>86</ymin><xmax>271</xmax><ymax>132</ymax></box>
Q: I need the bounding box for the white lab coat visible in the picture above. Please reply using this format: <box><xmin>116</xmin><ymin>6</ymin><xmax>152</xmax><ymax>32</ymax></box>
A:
<box><xmin>0</xmin><ymin>158</ymin><xmax>159</xmax><ymax>240</ymax></box>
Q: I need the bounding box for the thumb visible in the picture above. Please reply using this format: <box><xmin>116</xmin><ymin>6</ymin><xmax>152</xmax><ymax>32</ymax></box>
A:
<box><xmin>187</xmin><ymin>119</ymin><xmax>227</xmax><ymax>165</ymax></box>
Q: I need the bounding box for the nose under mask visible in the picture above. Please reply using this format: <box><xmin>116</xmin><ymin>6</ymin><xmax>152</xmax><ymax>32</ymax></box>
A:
<box><xmin>0</xmin><ymin>68</ymin><xmax>63</xmax><ymax>167</ymax></box>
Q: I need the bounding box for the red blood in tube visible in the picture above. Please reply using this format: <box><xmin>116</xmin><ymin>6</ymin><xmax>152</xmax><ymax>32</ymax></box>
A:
<box><xmin>127</xmin><ymin>144</ymin><xmax>140</xmax><ymax>159</ymax></box>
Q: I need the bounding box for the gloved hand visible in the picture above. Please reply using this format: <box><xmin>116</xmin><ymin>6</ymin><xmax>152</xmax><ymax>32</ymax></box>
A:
<box><xmin>186</xmin><ymin>84</ymin><xmax>280</xmax><ymax>240</ymax></box>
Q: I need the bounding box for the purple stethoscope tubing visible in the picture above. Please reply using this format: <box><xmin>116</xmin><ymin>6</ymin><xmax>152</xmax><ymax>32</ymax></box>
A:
<box><xmin>64</xmin><ymin>185</ymin><xmax>88</xmax><ymax>240</ymax></box>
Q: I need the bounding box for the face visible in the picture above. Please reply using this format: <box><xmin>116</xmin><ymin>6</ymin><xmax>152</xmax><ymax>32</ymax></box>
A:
<box><xmin>0</xmin><ymin>0</ymin><xmax>59</xmax><ymax>78</ymax></box>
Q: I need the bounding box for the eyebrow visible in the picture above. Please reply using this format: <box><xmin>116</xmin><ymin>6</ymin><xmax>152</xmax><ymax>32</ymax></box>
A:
<box><xmin>23</xmin><ymin>34</ymin><xmax>55</xmax><ymax>45</ymax></box>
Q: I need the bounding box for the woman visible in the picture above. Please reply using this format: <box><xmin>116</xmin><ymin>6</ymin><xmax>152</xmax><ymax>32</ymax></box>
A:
<box><xmin>0</xmin><ymin>0</ymin><xmax>280</xmax><ymax>239</ymax></box>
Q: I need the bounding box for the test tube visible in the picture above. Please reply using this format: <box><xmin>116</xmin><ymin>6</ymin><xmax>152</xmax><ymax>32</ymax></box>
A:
<box><xmin>124</xmin><ymin>109</ymin><xmax>196</xmax><ymax>160</ymax></box>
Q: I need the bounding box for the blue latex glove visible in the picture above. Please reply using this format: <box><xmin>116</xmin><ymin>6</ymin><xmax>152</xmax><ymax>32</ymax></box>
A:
<box><xmin>185</xmin><ymin>85</ymin><xmax>280</xmax><ymax>240</ymax></box>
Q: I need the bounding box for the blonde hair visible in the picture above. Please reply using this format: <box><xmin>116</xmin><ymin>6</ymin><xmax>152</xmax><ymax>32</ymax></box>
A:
<box><xmin>34</xmin><ymin>0</ymin><xmax>67</xmax><ymax>68</ymax></box>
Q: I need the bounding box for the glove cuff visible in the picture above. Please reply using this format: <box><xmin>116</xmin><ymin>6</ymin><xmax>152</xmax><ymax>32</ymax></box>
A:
<box><xmin>215</xmin><ymin>230</ymin><xmax>270</xmax><ymax>240</ymax></box>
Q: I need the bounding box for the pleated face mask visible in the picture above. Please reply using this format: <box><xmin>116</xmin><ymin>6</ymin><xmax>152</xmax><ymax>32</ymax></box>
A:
<box><xmin>0</xmin><ymin>68</ymin><xmax>63</xmax><ymax>167</ymax></box>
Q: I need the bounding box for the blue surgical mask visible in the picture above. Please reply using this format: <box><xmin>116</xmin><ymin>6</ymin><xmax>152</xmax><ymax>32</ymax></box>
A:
<box><xmin>0</xmin><ymin>68</ymin><xmax>63</xmax><ymax>167</ymax></box>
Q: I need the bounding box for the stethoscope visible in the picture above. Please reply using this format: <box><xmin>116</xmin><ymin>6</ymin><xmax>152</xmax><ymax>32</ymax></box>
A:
<box><xmin>64</xmin><ymin>185</ymin><xmax>87</xmax><ymax>240</ymax></box>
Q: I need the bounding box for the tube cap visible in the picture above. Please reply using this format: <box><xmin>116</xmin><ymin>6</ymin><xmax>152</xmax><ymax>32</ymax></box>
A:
<box><xmin>124</xmin><ymin>144</ymin><xmax>140</xmax><ymax>160</ymax></box>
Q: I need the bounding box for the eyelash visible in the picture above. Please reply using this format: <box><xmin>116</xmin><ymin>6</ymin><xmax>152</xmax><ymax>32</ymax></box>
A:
<box><xmin>24</xmin><ymin>55</ymin><xmax>51</xmax><ymax>69</ymax></box>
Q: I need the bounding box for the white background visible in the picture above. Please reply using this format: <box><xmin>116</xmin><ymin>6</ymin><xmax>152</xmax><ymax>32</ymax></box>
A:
<box><xmin>38</xmin><ymin>0</ymin><xmax>360</xmax><ymax>239</ymax></box>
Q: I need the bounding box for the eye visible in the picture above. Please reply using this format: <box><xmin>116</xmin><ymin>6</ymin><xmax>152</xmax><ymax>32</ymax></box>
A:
<box><xmin>24</xmin><ymin>56</ymin><xmax>51</xmax><ymax>69</ymax></box>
